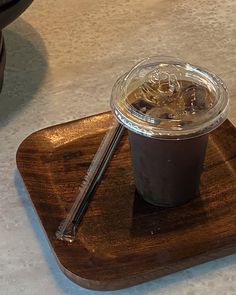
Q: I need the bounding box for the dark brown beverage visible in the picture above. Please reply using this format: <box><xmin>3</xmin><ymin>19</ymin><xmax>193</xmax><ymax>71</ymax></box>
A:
<box><xmin>126</xmin><ymin>79</ymin><xmax>212</xmax><ymax>206</ymax></box>
<box><xmin>128</xmin><ymin>130</ymin><xmax>208</xmax><ymax>206</ymax></box>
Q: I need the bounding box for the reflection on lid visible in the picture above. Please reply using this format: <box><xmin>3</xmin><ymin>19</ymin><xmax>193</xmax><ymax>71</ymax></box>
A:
<box><xmin>111</xmin><ymin>56</ymin><xmax>229</xmax><ymax>138</ymax></box>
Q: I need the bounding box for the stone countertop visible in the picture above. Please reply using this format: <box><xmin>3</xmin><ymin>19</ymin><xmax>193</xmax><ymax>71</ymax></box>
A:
<box><xmin>0</xmin><ymin>0</ymin><xmax>236</xmax><ymax>294</ymax></box>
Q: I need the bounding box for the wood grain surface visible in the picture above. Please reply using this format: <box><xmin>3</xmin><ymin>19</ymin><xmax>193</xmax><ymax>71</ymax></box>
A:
<box><xmin>16</xmin><ymin>112</ymin><xmax>236</xmax><ymax>291</ymax></box>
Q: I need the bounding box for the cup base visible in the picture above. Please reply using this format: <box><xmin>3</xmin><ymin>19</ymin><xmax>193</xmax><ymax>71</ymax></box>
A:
<box><xmin>138</xmin><ymin>190</ymin><xmax>199</xmax><ymax>208</ymax></box>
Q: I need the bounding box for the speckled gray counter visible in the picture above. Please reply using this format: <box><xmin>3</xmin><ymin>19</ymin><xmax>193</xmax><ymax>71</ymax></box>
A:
<box><xmin>0</xmin><ymin>0</ymin><xmax>236</xmax><ymax>294</ymax></box>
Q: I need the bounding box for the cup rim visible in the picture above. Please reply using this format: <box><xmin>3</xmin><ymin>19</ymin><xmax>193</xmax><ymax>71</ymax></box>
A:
<box><xmin>110</xmin><ymin>56</ymin><xmax>229</xmax><ymax>140</ymax></box>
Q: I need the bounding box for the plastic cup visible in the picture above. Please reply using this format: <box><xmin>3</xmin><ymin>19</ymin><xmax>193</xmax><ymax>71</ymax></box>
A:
<box><xmin>110</xmin><ymin>56</ymin><xmax>229</xmax><ymax>207</ymax></box>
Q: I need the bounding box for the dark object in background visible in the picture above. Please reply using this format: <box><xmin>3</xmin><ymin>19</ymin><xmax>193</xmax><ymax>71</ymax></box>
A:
<box><xmin>0</xmin><ymin>0</ymin><xmax>33</xmax><ymax>91</ymax></box>
<box><xmin>0</xmin><ymin>0</ymin><xmax>33</xmax><ymax>30</ymax></box>
<box><xmin>0</xmin><ymin>31</ymin><xmax>6</xmax><ymax>92</ymax></box>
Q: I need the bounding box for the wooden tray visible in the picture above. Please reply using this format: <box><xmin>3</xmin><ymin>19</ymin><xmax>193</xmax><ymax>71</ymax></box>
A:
<box><xmin>16</xmin><ymin>112</ymin><xmax>236</xmax><ymax>291</ymax></box>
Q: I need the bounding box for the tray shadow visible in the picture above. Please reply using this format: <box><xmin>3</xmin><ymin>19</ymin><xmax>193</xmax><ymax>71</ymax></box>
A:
<box><xmin>131</xmin><ymin>190</ymin><xmax>208</xmax><ymax>237</ymax></box>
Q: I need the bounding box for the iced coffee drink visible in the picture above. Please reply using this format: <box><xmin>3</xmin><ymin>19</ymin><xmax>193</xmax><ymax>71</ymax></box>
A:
<box><xmin>111</xmin><ymin>57</ymin><xmax>229</xmax><ymax>207</ymax></box>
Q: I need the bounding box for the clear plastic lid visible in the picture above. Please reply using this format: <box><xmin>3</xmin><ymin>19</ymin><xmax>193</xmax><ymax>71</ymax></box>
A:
<box><xmin>110</xmin><ymin>56</ymin><xmax>229</xmax><ymax>139</ymax></box>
